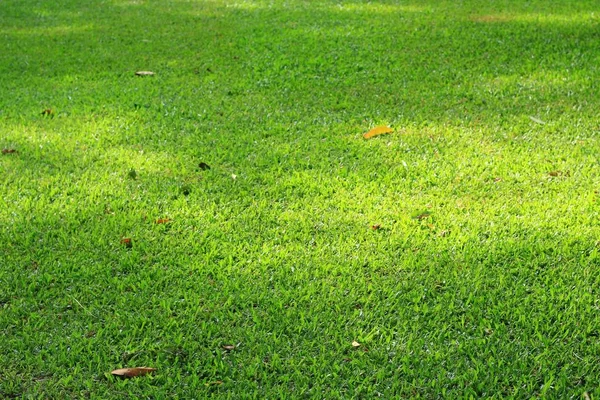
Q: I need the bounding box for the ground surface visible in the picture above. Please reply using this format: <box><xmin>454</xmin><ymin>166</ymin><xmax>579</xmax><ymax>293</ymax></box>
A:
<box><xmin>1</xmin><ymin>0</ymin><xmax>600</xmax><ymax>398</ymax></box>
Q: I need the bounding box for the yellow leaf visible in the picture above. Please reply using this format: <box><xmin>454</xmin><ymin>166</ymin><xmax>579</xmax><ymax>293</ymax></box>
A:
<box><xmin>363</xmin><ymin>126</ymin><xmax>393</xmax><ymax>139</ymax></box>
<box><xmin>351</xmin><ymin>341</ymin><xmax>361</xmax><ymax>347</ymax></box>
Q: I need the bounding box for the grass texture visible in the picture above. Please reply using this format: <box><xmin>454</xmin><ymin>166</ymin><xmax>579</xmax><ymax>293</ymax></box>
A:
<box><xmin>1</xmin><ymin>0</ymin><xmax>600</xmax><ymax>397</ymax></box>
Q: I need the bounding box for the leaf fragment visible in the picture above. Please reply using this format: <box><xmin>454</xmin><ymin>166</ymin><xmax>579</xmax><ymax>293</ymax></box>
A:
<box><xmin>120</xmin><ymin>238</ymin><xmax>133</xmax><ymax>248</ymax></box>
<box><xmin>412</xmin><ymin>211</ymin><xmax>431</xmax><ymax>220</ymax></box>
<box><xmin>351</xmin><ymin>341</ymin><xmax>361</xmax><ymax>348</ymax></box>
<box><xmin>155</xmin><ymin>218</ymin><xmax>172</xmax><ymax>224</ymax></box>
<box><xmin>363</xmin><ymin>126</ymin><xmax>393</xmax><ymax>139</ymax></box>
<box><xmin>41</xmin><ymin>108</ymin><xmax>54</xmax><ymax>116</ymax></box>
<box><xmin>2</xmin><ymin>148</ymin><xmax>17</xmax><ymax>154</ymax></box>
<box><xmin>370</xmin><ymin>224</ymin><xmax>381</xmax><ymax>230</ymax></box>
<box><xmin>222</xmin><ymin>345</ymin><xmax>235</xmax><ymax>351</ymax></box>
<box><xmin>135</xmin><ymin>71</ymin><xmax>155</xmax><ymax>76</ymax></box>
<box><xmin>111</xmin><ymin>367</ymin><xmax>156</xmax><ymax>378</ymax></box>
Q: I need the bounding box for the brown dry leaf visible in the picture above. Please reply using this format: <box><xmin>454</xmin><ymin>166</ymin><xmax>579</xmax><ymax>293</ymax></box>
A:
<box><xmin>370</xmin><ymin>224</ymin><xmax>381</xmax><ymax>230</ymax></box>
<box><xmin>351</xmin><ymin>341</ymin><xmax>361</xmax><ymax>348</ymax></box>
<box><xmin>135</xmin><ymin>71</ymin><xmax>155</xmax><ymax>76</ymax></box>
<box><xmin>363</xmin><ymin>126</ymin><xmax>393</xmax><ymax>139</ymax></box>
<box><xmin>111</xmin><ymin>367</ymin><xmax>156</xmax><ymax>378</ymax></box>
<box><xmin>120</xmin><ymin>238</ymin><xmax>133</xmax><ymax>248</ymax></box>
<box><xmin>2</xmin><ymin>148</ymin><xmax>17</xmax><ymax>154</ymax></box>
<box><xmin>41</xmin><ymin>108</ymin><xmax>53</xmax><ymax>116</ymax></box>
<box><xmin>222</xmin><ymin>345</ymin><xmax>235</xmax><ymax>351</ymax></box>
<box><xmin>548</xmin><ymin>171</ymin><xmax>561</xmax><ymax>177</ymax></box>
<box><xmin>156</xmin><ymin>218</ymin><xmax>172</xmax><ymax>224</ymax></box>
<box><xmin>413</xmin><ymin>211</ymin><xmax>431</xmax><ymax>220</ymax></box>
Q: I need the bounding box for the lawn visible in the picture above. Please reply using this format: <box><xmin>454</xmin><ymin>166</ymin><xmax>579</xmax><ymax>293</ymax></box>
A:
<box><xmin>1</xmin><ymin>0</ymin><xmax>600</xmax><ymax>397</ymax></box>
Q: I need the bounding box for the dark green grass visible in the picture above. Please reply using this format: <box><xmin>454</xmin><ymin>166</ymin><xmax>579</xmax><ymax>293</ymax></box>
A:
<box><xmin>2</xmin><ymin>0</ymin><xmax>600</xmax><ymax>397</ymax></box>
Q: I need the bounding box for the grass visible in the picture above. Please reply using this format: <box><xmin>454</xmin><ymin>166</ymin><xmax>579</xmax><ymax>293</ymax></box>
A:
<box><xmin>1</xmin><ymin>0</ymin><xmax>600</xmax><ymax>397</ymax></box>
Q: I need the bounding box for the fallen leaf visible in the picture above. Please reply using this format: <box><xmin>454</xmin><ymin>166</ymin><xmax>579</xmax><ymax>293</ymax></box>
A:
<box><xmin>370</xmin><ymin>224</ymin><xmax>381</xmax><ymax>230</ymax></box>
<box><xmin>111</xmin><ymin>367</ymin><xmax>156</xmax><ymax>378</ymax></box>
<box><xmin>135</xmin><ymin>71</ymin><xmax>155</xmax><ymax>76</ymax></box>
<box><xmin>352</xmin><ymin>341</ymin><xmax>361</xmax><ymax>348</ymax></box>
<box><xmin>198</xmin><ymin>162</ymin><xmax>211</xmax><ymax>170</ymax></box>
<box><xmin>363</xmin><ymin>126</ymin><xmax>393</xmax><ymax>139</ymax></box>
<box><xmin>41</xmin><ymin>108</ymin><xmax>53</xmax><ymax>116</ymax></box>
<box><xmin>2</xmin><ymin>148</ymin><xmax>17</xmax><ymax>154</ymax></box>
<box><xmin>222</xmin><ymin>345</ymin><xmax>235</xmax><ymax>351</ymax></box>
<box><xmin>343</xmin><ymin>358</ymin><xmax>352</xmax><ymax>362</ymax></box>
<box><xmin>494</xmin><ymin>177</ymin><xmax>502</xmax><ymax>182</ymax></box>
<box><xmin>412</xmin><ymin>211</ymin><xmax>431</xmax><ymax>220</ymax></box>
<box><xmin>231</xmin><ymin>174</ymin><xmax>237</xmax><ymax>180</ymax></box>
<box><xmin>120</xmin><ymin>238</ymin><xmax>133</xmax><ymax>248</ymax></box>
<box><xmin>548</xmin><ymin>171</ymin><xmax>563</xmax><ymax>177</ymax></box>
<box><xmin>155</xmin><ymin>218</ymin><xmax>171</xmax><ymax>224</ymax></box>
<box><xmin>529</xmin><ymin>115</ymin><xmax>546</xmax><ymax>124</ymax></box>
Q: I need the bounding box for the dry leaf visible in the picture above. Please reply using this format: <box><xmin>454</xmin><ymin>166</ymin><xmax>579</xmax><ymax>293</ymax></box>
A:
<box><xmin>231</xmin><ymin>174</ymin><xmax>237</xmax><ymax>180</ymax></box>
<box><xmin>135</xmin><ymin>71</ymin><xmax>155</xmax><ymax>76</ymax></box>
<box><xmin>41</xmin><ymin>108</ymin><xmax>53</xmax><ymax>116</ymax></box>
<box><xmin>222</xmin><ymin>345</ymin><xmax>235</xmax><ymax>351</ymax></box>
<box><xmin>548</xmin><ymin>171</ymin><xmax>562</xmax><ymax>177</ymax></box>
<box><xmin>120</xmin><ymin>238</ymin><xmax>133</xmax><ymax>248</ymax></box>
<box><xmin>351</xmin><ymin>341</ymin><xmax>361</xmax><ymax>348</ymax></box>
<box><xmin>111</xmin><ymin>367</ymin><xmax>156</xmax><ymax>378</ymax></box>
<box><xmin>413</xmin><ymin>211</ymin><xmax>431</xmax><ymax>220</ymax></box>
<box><xmin>198</xmin><ymin>162</ymin><xmax>211</xmax><ymax>170</ymax></box>
<box><xmin>2</xmin><ymin>148</ymin><xmax>17</xmax><ymax>154</ymax></box>
<box><xmin>156</xmin><ymin>218</ymin><xmax>172</xmax><ymax>224</ymax></box>
<box><xmin>363</xmin><ymin>126</ymin><xmax>393</xmax><ymax>139</ymax></box>
<box><xmin>370</xmin><ymin>224</ymin><xmax>381</xmax><ymax>230</ymax></box>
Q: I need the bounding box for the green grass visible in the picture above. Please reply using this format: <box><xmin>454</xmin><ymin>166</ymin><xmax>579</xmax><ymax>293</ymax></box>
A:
<box><xmin>2</xmin><ymin>0</ymin><xmax>600</xmax><ymax>397</ymax></box>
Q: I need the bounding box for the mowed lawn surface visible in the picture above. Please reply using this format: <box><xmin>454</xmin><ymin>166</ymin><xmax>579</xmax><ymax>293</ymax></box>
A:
<box><xmin>2</xmin><ymin>0</ymin><xmax>600</xmax><ymax>397</ymax></box>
